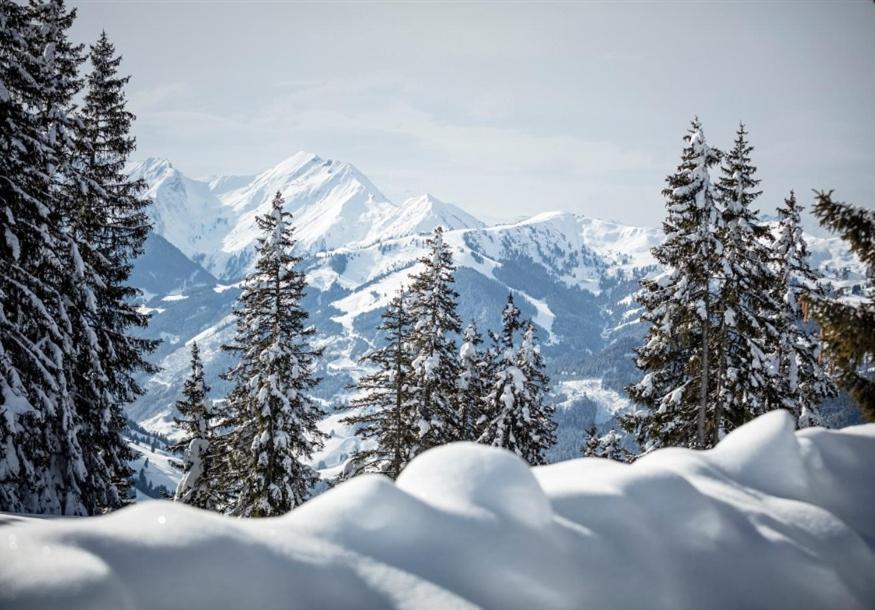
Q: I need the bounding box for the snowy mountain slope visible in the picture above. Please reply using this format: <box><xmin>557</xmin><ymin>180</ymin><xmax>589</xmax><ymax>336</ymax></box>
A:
<box><xmin>126</xmin><ymin>154</ymin><xmax>868</xmax><ymax>450</ymax></box>
<box><xmin>129</xmin><ymin>438</ymin><xmax>182</xmax><ymax>501</ymax></box>
<box><xmin>4</xmin><ymin>412</ymin><xmax>875</xmax><ymax>610</ymax></box>
<box><xmin>127</xmin><ymin>158</ymin><xmax>231</xmax><ymax>269</ymax></box>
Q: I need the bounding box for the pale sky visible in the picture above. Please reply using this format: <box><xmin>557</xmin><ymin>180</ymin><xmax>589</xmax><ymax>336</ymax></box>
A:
<box><xmin>72</xmin><ymin>1</ymin><xmax>875</xmax><ymax>227</ymax></box>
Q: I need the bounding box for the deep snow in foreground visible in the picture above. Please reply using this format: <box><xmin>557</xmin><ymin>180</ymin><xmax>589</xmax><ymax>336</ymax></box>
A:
<box><xmin>1</xmin><ymin>412</ymin><xmax>874</xmax><ymax>610</ymax></box>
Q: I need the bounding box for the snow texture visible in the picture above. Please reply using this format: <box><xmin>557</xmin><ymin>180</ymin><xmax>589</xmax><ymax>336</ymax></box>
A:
<box><xmin>1</xmin><ymin>411</ymin><xmax>873</xmax><ymax>609</ymax></box>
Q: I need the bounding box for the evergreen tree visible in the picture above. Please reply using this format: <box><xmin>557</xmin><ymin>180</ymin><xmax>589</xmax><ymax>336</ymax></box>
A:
<box><xmin>626</xmin><ymin>119</ymin><xmax>723</xmax><ymax>450</ymax></box>
<box><xmin>806</xmin><ymin>191</ymin><xmax>875</xmax><ymax>421</ymax></box>
<box><xmin>772</xmin><ymin>192</ymin><xmax>836</xmax><ymax>426</ymax></box>
<box><xmin>479</xmin><ymin>295</ymin><xmax>521</xmax><ymax>440</ymax></box>
<box><xmin>582</xmin><ymin>426</ymin><xmax>625</xmax><ymax>461</ymax></box>
<box><xmin>407</xmin><ymin>226</ymin><xmax>462</xmax><ymax>449</ymax></box>
<box><xmin>582</xmin><ymin>425</ymin><xmax>601</xmax><ymax>458</ymax></box>
<box><xmin>711</xmin><ymin>124</ymin><xmax>782</xmax><ymax>440</ymax></box>
<box><xmin>0</xmin><ymin>0</ymin><xmax>74</xmax><ymax>514</ymax></box>
<box><xmin>480</xmin><ymin>307</ymin><xmax>555</xmax><ymax>464</ymax></box>
<box><xmin>13</xmin><ymin>0</ymin><xmax>107</xmax><ymax>514</ymax></box>
<box><xmin>61</xmin><ymin>28</ymin><xmax>155</xmax><ymax>512</ymax></box>
<box><xmin>2</xmin><ymin>0</ymin><xmax>145</xmax><ymax>515</ymax></box>
<box><xmin>515</xmin><ymin>322</ymin><xmax>556</xmax><ymax>464</ymax></box>
<box><xmin>217</xmin><ymin>192</ymin><xmax>325</xmax><ymax>517</ymax></box>
<box><xmin>171</xmin><ymin>342</ymin><xmax>218</xmax><ymax>509</ymax></box>
<box><xmin>498</xmin><ymin>294</ymin><xmax>522</xmax><ymax>351</ymax></box>
<box><xmin>455</xmin><ymin>320</ymin><xmax>489</xmax><ymax>441</ymax></box>
<box><xmin>341</xmin><ymin>291</ymin><xmax>417</xmax><ymax>479</ymax></box>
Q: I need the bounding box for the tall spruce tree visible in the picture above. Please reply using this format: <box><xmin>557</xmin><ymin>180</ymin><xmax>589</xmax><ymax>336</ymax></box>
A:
<box><xmin>711</xmin><ymin>124</ymin><xmax>782</xmax><ymax>440</ymax></box>
<box><xmin>582</xmin><ymin>426</ymin><xmax>601</xmax><ymax>458</ymax></box>
<box><xmin>342</xmin><ymin>291</ymin><xmax>418</xmax><ymax>479</ymax></box>
<box><xmin>772</xmin><ymin>192</ymin><xmax>836</xmax><ymax>426</ymax></box>
<box><xmin>478</xmin><ymin>295</ymin><xmax>521</xmax><ymax>439</ymax></box>
<box><xmin>514</xmin><ymin>322</ymin><xmax>556</xmax><ymax>464</ymax></box>
<box><xmin>1</xmin><ymin>1</ymin><xmax>151</xmax><ymax>514</ymax></box>
<box><xmin>407</xmin><ymin>226</ymin><xmax>462</xmax><ymax>449</ymax></box>
<box><xmin>480</xmin><ymin>301</ymin><xmax>555</xmax><ymax>464</ymax></box>
<box><xmin>455</xmin><ymin>320</ymin><xmax>488</xmax><ymax>441</ymax></box>
<box><xmin>806</xmin><ymin>191</ymin><xmax>875</xmax><ymax>421</ymax></box>
<box><xmin>63</xmin><ymin>29</ymin><xmax>155</xmax><ymax>512</ymax></box>
<box><xmin>582</xmin><ymin>426</ymin><xmax>625</xmax><ymax>461</ymax></box>
<box><xmin>0</xmin><ymin>0</ymin><xmax>75</xmax><ymax>513</ymax></box>
<box><xmin>625</xmin><ymin>119</ymin><xmax>723</xmax><ymax>450</ymax></box>
<box><xmin>171</xmin><ymin>342</ymin><xmax>218</xmax><ymax>509</ymax></box>
<box><xmin>30</xmin><ymin>0</ymin><xmax>110</xmax><ymax>514</ymax></box>
<box><xmin>218</xmin><ymin>192</ymin><xmax>325</xmax><ymax>516</ymax></box>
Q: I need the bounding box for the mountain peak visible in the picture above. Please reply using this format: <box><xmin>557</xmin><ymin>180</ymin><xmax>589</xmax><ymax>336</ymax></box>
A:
<box><xmin>127</xmin><ymin>157</ymin><xmax>175</xmax><ymax>180</ymax></box>
<box><xmin>269</xmin><ymin>151</ymin><xmax>322</xmax><ymax>176</ymax></box>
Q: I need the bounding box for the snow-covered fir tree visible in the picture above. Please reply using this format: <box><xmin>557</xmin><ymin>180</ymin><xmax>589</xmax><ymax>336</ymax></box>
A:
<box><xmin>772</xmin><ymin>192</ymin><xmax>836</xmax><ymax>427</ymax></box>
<box><xmin>515</xmin><ymin>322</ymin><xmax>556</xmax><ymax>464</ymax></box>
<box><xmin>582</xmin><ymin>426</ymin><xmax>625</xmax><ymax>461</ymax></box>
<box><xmin>480</xmin><ymin>302</ymin><xmax>555</xmax><ymax>465</ymax></box>
<box><xmin>478</xmin><ymin>294</ymin><xmax>521</xmax><ymax>439</ymax></box>
<box><xmin>711</xmin><ymin>124</ymin><xmax>783</xmax><ymax>441</ymax></box>
<box><xmin>582</xmin><ymin>426</ymin><xmax>601</xmax><ymax>458</ymax></box>
<box><xmin>807</xmin><ymin>191</ymin><xmax>875</xmax><ymax>421</ymax></box>
<box><xmin>217</xmin><ymin>192</ymin><xmax>325</xmax><ymax>517</ymax></box>
<box><xmin>407</xmin><ymin>226</ymin><xmax>462</xmax><ymax>449</ymax></box>
<box><xmin>1</xmin><ymin>0</ymin><xmax>151</xmax><ymax>514</ymax></box>
<box><xmin>625</xmin><ymin>119</ymin><xmax>723</xmax><ymax>450</ymax></box>
<box><xmin>30</xmin><ymin>0</ymin><xmax>98</xmax><ymax>516</ymax></box>
<box><xmin>0</xmin><ymin>0</ymin><xmax>74</xmax><ymax>514</ymax></box>
<box><xmin>497</xmin><ymin>293</ymin><xmax>522</xmax><ymax>351</ymax></box>
<box><xmin>62</xmin><ymin>27</ymin><xmax>155</xmax><ymax>512</ymax></box>
<box><xmin>171</xmin><ymin>342</ymin><xmax>218</xmax><ymax>509</ymax></box>
<box><xmin>342</xmin><ymin>291</ymin><xmax>418</xmax><ymax>479</ymax></box>
<box><xmin>454</xmin><ymin>320</ymin><xmax>489</xmax><ymax>441</ymax></box>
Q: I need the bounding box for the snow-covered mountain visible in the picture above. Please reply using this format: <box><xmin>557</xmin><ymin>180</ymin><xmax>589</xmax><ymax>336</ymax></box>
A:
<box><xmin>126</xmin><ymin>153</ymin><xmax>868</xmax><ymax>462</ymax></box>
<box><xmin>127</xmin><ymin>153</ymin><xmax>483</xmax><ymax>281</ymax></box>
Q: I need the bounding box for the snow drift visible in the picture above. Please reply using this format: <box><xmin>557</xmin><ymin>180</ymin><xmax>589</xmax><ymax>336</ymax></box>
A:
<box><xmin>1</xmin><ymin>411</ymin><xmax>873</xmax><ymax>609</ymax></box>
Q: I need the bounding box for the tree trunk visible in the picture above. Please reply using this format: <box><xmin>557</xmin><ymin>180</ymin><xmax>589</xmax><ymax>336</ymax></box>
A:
<box><xmin>698</xmin><ymin>296</ymin><xmax>709</xmax><ymax>449</ymax></box>
<box><xmin>713</xmin><ymin>317</ymin><xmax>725</xmax><ymax>447</ymax></box>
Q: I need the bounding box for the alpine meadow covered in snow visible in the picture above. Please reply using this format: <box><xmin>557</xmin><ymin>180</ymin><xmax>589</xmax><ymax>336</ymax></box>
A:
<box><xmin>2</xmin><ymin>1</ymin><xmax>875</xmax><ymax>609</ymax></box>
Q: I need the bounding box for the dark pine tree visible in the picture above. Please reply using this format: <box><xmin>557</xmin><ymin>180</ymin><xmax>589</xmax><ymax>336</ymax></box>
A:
<box><xmin>454</xmin><ymin>320</ymin><xmax>489</xmax><ymax>442</ymax></box>
<box><xmin>625</xmin><ymin>119</ymin><xmax>723</xmax><ymax>451</ymax></box>
<box><xmin>480</xmin><ymin>301</ymin><xmax>555</xmax><ymax>464</ymax></box>
<box><xmin>806</xmin><ymin>191</ymin><xmax>875</xmax><ymax>421</ymax></box>
<box><xmin>712</xmin><ymin>124</ymin><xmax>782</xmax><ymax>440</ymax></box>
<box><xmin>0</xmin><ymin>0</ymin><xmax>76</xmax><ymax>514</ymax></box>
<box><xmin>407</xmin><ymin>226</ymin><xmax>462</xmax><ymax>449</ymax></box>
<box><xmin>479</xmin><ymin>294</ymin><xmax>522</xmax><ymax>443</ymax></box>
<box><xmin>218</xmin><ymin>192</ymin><xmax>326</xmax><ymax>516</ymax></box>
<box><xmin>772</xmin><ymin>192</ymin><xmax>836</xmax><ymax>426</ymax></box>
<box><xmin>171</xmin><ymin>342</ymin><xmax>218</xmax><ymax>509</ymax></box>
<box><xmin>342</xmin><ymin>291</ymin><xmax>418</xmax><ymax>479</ymax></box>
<box><xmin>582</xmin><ymin>426</ymin><xmax>601</xmax><ymax>458</ymax></box>
<box><xmin>64</xmin><ymin>28</ymin><xmax>156</xmax><ymax>512</ymax></box>
<box><xmin>582</xmin><ymin>426</ymin><xmax>625</xmax><ymax>461</ymax></box>
<box><xmin>27</xmin><ymin>0</ymin><xmax>110</xmax><ymax>515</ymax></box>
<box><xmin>514</xmin><ymin>322</ymin><xmax>556</xmax><ymax>465</ymax></box>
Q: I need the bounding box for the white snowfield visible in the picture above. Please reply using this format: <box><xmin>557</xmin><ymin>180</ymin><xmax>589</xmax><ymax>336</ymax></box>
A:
<box><xmin>1</xmin><ymin>411</ymin><xmax>873</xmax><ymax>610</ymax></box>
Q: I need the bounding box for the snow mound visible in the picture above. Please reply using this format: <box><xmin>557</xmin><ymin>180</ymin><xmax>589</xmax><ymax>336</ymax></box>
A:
<box><xmin>2</xmin><ymin>412</ymin><xmax>874</xmax><ymax>610</ymax></box>
<box><xmin>396</xmin><ymin>442</ymin><xmax>552</xmax><ymax>528</ymax></box>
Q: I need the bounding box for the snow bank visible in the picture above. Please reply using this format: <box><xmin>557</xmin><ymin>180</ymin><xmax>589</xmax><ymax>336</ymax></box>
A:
<box><xmin>1</xmin><ymin>411</ymin><xmax>873</xmax><ymax>609</ymax></box>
